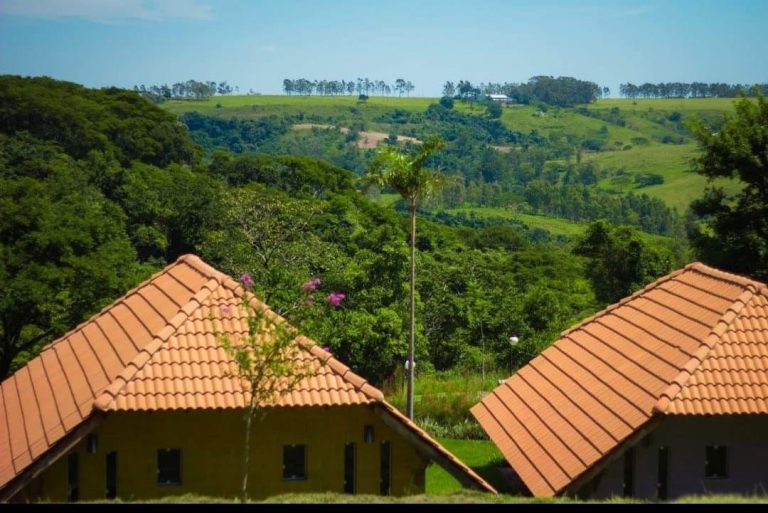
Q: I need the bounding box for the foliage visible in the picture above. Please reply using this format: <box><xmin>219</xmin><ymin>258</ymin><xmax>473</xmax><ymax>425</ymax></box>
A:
<box><xmin>486</xmin><ymin>100</ymin><xmax>502</xmax><ymax>119</ymax></box>
<box><xmin>200</xmin><ymin>185</ymin><xmax>340</xmax><ymax>309</ymax></box>
<box><xmin>0</xmin><ymin>75</ymin><xmax>199</xmax><ymax>166</ymax></box>
<box><xmin>619</xmin><ymin>81</ymin><xmax>768</xmax><ymax>99</ymax></box>
<box><xmin>0</xmin><ymin>144</ymin><xmax>150</xmax><ymax>378</ymax></box>
<box><xmin>574</xmin><ymin>220</ymin><xmax>673</xmax><ymax>303</ymax></box>
<box><xmin>134</xmin><ymin>79</ymin><xmax>236</xmax><ymax>103</ymax></box>
<box><xmin>0</xmin><ymin>76</ymin><xmax>215</xmax><ymax>378</ymax></box>
<box><xmin>282</xmin><ymin>77</ymin><xmax>414</xmax><ymax>97</ymax></box>
<box><xmin>385</xmin><ymin>370</ymin><xmax>504</xmax><ymax>439</ymax></box>
<box><xmin>687</xmin><ymin>93</ymin><xmax>768</xmax><ymax>280</ymax></box>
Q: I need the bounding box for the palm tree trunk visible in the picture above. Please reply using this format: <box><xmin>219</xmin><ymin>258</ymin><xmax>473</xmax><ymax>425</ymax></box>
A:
<box><xmin>407</xmin><ymin>202</ymin><xmax>416</xmax><ymax>420</ymax></box>
<box><xmin>240</xmin><ymin>404</ymin><xmax>255</xmax><ymax>503</ymax></box>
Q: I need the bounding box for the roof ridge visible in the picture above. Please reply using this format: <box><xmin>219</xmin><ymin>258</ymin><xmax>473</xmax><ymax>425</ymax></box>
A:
<box><xmin>559</xmin><ymin>262</ymin><xmax>699</xmax><ymax>339</ymax></box>
<box><xmin>176</xmin><ymin>254</ymin><xmax>233</xmax><ymax>283</ymax></box>
<box><xmin>687</xmin><ymin>262</ymin><xmax>767</xmax><ymax>289</ymax></box>
<box><xmin>93</xmin><ymin>277</ymin><xmax>222</xmax><ymax>411</ymax></box>
<box><xmin>35</xmin><ymin>257</ymin><xmax>195</xmax><ymax>357</ymax></box>
<box><xmin>653</xmin><ymin>286</ymin><xmax>757</xmax><ymax>414</ymax></box>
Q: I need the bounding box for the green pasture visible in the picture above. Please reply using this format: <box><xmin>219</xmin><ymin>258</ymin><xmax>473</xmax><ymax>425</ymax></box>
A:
<box><xmin>163</xmin><ymin>94</ymin><xmax>436</xmax><ymax>118</ymax></box>
<box><xmin>585</xmin><ymin>143</ymin><xmax>740</xmax><ymax>212</ymax></box>
<box><xmin>591</xmin><ymin>97</ymin><xmax>738</xmax><ymax>113</ymax></box>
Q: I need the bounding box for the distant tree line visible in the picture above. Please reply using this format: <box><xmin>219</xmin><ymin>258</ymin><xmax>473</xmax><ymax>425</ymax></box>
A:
<box><xmin>618</xmin><ymin>82</ymin><xmax>768</xmax><ymax>99</ymax></box>
<box><xmin>443</xmin><ymin>76</ymin><xmax>604</xmax><ymax>107</ymax></box>
<box><xmin>134</xmin><ymin>80</ymin><xmax>238</xmax><ymax>103</ymax></box>
<box><xmin>282</xmin><ymin>78</ymin><xmax>415</xmax><ymax>97</ymax></box>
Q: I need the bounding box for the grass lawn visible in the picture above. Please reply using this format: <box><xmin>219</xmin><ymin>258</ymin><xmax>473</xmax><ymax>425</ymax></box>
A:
<box><xmin>426</xmin><ymin>438</ymin><xmax>509</xmax><ymax>495</ymax></box>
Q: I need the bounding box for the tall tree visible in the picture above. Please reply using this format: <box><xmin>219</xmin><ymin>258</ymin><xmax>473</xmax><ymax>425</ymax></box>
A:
<box><xmin>442</xmin><ymin>81</ymin><xmax>456</xmax><ymax>98</ymax></box>
<box><xmin>366</xmin><ymin>137</ymin><xmax>448</xmax><ymax>419</ymax></box>
<box><xmin>395</xmin><ymin>78</ymin><xmax>407</xmax><ymax>97</ymax></box>
<box><xmin>687</xmin><ymin>92</ymin><xmax>768</xmax><ymax>280</ymax></box>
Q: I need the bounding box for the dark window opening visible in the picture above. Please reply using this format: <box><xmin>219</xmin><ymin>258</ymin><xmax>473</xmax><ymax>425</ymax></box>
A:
<box><xmin>157</xmin><ymin>449</ymin><xmax>181</xmax><ymax>485</ymax></box>
<box><xmin>622</xmin><ymin>447</ymin><xmax>635</xmax><ymax>497</ymax></box>
<box><xmin>106</xmin><ymin>451</ymin><xmax>117</xmax><ymax>499</ymax></box>
<box><xmin>657</xmin><ymin>446</ymin><xmax>669</xmax><ymax>501</ymax></box>
<box><xmin>380</xmin><ymin>441</ymin><xmax>391</xmax><ymax>496</ymax></box>
<box><xmin>67</xmin><ymin>452</ymin><xmax>79</xmax><ymax>502</ymax></box>
<box><xmin>705</xmin><ymin>446</ymin><xmax>728</xmax><ymax>478</ymax></box>
<box><xmin>344</xmin><ymin>443</ymin><xmax>356</xmax><ymax>494</ymax></box>
<box><xmin>364</xmin><ymin>425</ymin><xmax>375</xmax><ymax>444</ymax></box>
<box><xmin>283</xmin><ymin>444</ymin><xmax>307</xmax><ymax>480</ymax></box>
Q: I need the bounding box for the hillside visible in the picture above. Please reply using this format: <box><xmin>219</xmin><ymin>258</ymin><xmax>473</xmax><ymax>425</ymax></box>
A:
<box><xmin>161</xmin><ymin>94</ymin><xmax>738</xmax><ymax>218</ymax></box>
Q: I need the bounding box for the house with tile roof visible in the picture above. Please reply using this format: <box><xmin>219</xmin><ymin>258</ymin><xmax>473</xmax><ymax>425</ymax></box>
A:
<box><xmin>0</xmin><ymin>255</ymin><xmax>495</xmax><ymax>502</ymax></box>
<box><xmin>472</xmin><ymin>262</ymin><xmax>768</xmax><ymax>500</ymax></box>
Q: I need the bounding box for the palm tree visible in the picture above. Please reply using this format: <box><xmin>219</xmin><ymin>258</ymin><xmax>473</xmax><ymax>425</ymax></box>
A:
<box><xmin>366</xmin><ymin>137</ymin><xmax>448</xmax><ymax>419</ymax></box>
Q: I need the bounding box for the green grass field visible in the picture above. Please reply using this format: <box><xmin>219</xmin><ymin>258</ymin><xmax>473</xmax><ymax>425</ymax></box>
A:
<box><xmin>496</xmin><ymin>104</ymin><xmax>646</xmax><ymax>142</ymax></box>
<box><xmin>163</xmin><ymin>94</ymin><xmax>436</xmax><ymax>120</ymax></box>
<box><xmin>426</xmin><ymin>438</ymin><xmax>509</xmax><ymax>495</ymax></box>
<box><xmin>584</xmin><ymin>144</ymin><xmax>741</xmax><ymax>212</ymax></box>
<box><xmin>591</xmin><ymin>97</ymin><xmax>738</xmax><ymax>113</ymax></box>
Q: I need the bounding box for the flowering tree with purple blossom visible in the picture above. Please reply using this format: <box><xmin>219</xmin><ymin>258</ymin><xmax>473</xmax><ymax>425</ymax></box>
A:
<box><xmin>214</xmin><ymin>273</ymin><xmax>343</xmax><ymax>502</ymax></box>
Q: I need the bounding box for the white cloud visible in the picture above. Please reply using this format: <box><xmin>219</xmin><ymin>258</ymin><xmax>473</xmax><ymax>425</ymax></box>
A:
<box><xmin>0</xmin><ymin>0</ymin><xmax>213</xmax><ymax>23</ymax></box>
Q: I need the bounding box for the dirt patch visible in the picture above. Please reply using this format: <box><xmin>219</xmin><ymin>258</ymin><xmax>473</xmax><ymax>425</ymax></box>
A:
<box><xmin>292</xmin><ymin>124</ymin><xmax>421</xmax><ymax>149</ymax></box>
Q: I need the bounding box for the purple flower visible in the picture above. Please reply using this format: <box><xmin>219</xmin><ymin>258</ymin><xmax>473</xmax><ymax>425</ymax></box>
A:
<box><xmin>240</xmin><ymin>273</ymin><xmax>254</xmax><ymax>288</ymax></box>
<box><xmin>305</xmin><ymin>294</ymin><xmax>315</xmax><ymax>307</ymax></box>
<box><xmin>323</xmin><ymin>346</ymin><xmax>331</xmax><ymax>352</ymax></box>
<box><xmin>220</xmin><ymin>304</ymin><xmax>232</xmax><ymax>316</ymax></box>
<box><xmin>326</xmin><ymin>292</ymin><xmax>346</xmax><ymax>307</ymax></box>
<box><xmin>301</xmin><ymin>277</ymin><xmax>321</xmax><ymax>293</ymax></box>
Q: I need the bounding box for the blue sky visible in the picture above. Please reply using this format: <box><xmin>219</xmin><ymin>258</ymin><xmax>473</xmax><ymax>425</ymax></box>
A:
<box><xmin>1</xmin><ymin>0</ymin><xmax>766</xmax><ymax>97</ymax></box>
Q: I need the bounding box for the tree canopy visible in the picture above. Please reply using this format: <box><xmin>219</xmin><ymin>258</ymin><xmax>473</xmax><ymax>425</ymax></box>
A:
<box><xmin>687</xmin><ymin>93</ymin><xmax>768</xmax><ymax>280</ymax></box>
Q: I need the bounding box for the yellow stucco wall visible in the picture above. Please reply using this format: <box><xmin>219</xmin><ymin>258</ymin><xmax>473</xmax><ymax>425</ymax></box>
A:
<box><xmin>27</xmin><ymin>405</ymin><xmax>429</xmax><ymax>502</ymax></box>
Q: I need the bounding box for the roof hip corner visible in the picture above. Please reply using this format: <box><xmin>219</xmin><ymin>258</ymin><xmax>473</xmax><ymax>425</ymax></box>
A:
<box><xmin>653</xmin><ymin>286</ymin><xmax>756</xmax><ymax>414</ymax></box>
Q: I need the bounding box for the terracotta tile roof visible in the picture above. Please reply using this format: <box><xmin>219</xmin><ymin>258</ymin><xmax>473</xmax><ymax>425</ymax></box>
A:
<box><xmin>0</xmin><ymin>255</ymin><xmax>495</xmax><ymax>495</ymax></box>
<box><xmin>471</xmin><ymin>262</ymin><xmax>768</xmax><ymax>497</ymax></box>
<box><xmin>93</xmin><ymin>271</ymin><xmax>378</xmax><ymax>412</ymax></box>
<box><xmin>661</xmin><ymin>289</ymin><xmax>768</xmax><ymax>415</ymax></box>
